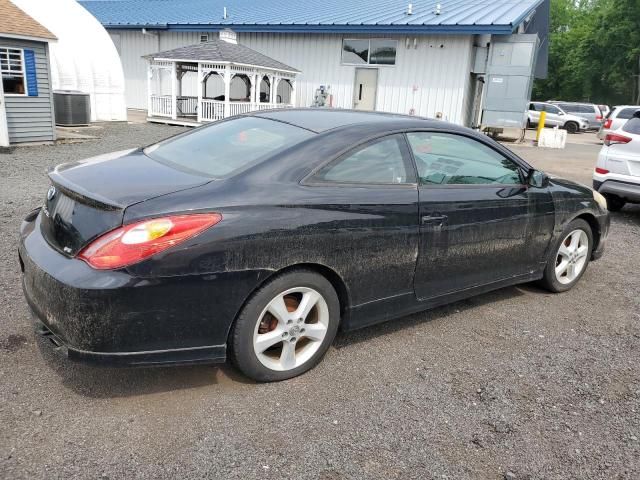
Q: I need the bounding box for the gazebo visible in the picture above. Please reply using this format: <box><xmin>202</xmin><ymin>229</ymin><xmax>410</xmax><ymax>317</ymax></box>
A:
<box><xmin>145</xmin><ymin>31</ymin><xmax>299</xmax><ymax>125</ymax></box>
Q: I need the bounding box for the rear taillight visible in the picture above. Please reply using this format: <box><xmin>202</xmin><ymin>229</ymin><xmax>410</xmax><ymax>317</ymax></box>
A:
<box><xmin>604</xmin><ymin>133</ymin><xmax>632</xmax><ymax>146</ymax></box>
<box><xmin>596</xmin><ymin>115</ymin><xmax>602</xmax><ymax>121</ymax></box>
<box><xmin>78</xmin><ymin>213</ymin><xmax>222</xmax><ymax>269</ymax></box>
<box><xmin>595</xmin><ymin>167</ymin><xmax>609</xmax><ymax>174</ymax></box>
<box><xmin>603</xmin><ymin>119</ymin><xmax>612</xmax><ymax>129</ymax></box>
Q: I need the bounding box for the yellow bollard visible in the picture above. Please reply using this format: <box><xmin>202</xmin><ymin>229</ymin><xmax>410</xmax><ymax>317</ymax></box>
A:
<box><xmin>536</xmin><ymin>111</ymin><xmax>546</xmax><ymax>142</ymax></box>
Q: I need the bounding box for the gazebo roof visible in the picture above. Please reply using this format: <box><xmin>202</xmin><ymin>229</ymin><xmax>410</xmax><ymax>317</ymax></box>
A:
<box><xmin>149</xmin><ymin>39</ymin><xmax>298</xmax><ymax>73</ymax></box>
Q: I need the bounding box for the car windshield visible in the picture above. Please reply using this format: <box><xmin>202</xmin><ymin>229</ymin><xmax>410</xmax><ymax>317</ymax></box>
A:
<box><xmin>144</xmin><ymin>117</ymin><xmax>314</xmax><ymax>178</ymax></box>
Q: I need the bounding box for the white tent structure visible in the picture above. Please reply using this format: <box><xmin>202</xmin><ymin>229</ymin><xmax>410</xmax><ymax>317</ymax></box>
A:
<box><xmin>11</xmin><ymin>0</ymin><xmax>126</xmax><ymax>122</ymax></box>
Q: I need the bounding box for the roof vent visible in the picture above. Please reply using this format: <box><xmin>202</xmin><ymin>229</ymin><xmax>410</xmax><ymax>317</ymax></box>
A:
<box><xmin>219</xmin><ymin>28</ymin><xmax>237</xmax><ymax>44</ymax></box>
<box><xmin>434</xmin><ymin>3</ymin><xmax>441</xmax><ymax>15</ymax></box>
<box><xmin>223</xmin><ymin>6</ymin><xmax>228</xmax><ymax>19</ymax></box>
<box><xmin>407</xmin><ymin>3</ymin><xmax>413</xmax><ymax>15</ymax></box>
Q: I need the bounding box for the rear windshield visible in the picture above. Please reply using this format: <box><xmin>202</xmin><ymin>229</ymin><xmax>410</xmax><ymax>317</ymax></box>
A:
<box><xmin>622</xmin><ymin>117</ymin><xmax>640</xmax><ymax>135</ymax></box>
<box><xmin>145</xmin><ymin>117</ymin><xmax>314</xmax><ymax>177</ymax></box>
<box><xmin>617</xmin><ymin>107</ymin><xmax>640</xmax><ymax>120</ymax></box>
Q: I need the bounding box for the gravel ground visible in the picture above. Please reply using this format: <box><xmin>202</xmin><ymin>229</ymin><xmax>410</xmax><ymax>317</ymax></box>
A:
<box><xmin>1</xmin><ymin>123</ymin><xmax>639</xmax><ymax>480</ymax></box>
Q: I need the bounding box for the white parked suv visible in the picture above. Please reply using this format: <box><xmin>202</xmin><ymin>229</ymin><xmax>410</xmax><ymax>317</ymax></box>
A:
<box><xmin>528</xmin><ymin>102</ymin><xmax>589</xmax><ymax>134</ymax></box>
<box><xmin>593</xmin><ymin>110</ymin><xmax>640</xmax><ymax>211</ymax></box>
<box><xmin>597</xmin><ymin>105</ymin><xmax>640</xmax><ymax>140</ymax></box>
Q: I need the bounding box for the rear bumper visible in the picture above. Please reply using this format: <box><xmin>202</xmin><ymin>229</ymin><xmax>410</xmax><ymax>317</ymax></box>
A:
<box><xmin>32</xmin><ymin>317</ymin><xmax>225</xmax><ymax>366</ymax></box>
<box><xmin>594</xmin><ymin>179</ymin><xmax>640</xmax><ymax>202</ymax></box>
<box><xmin>19</xmin><ymin>211</ymin><xmax>263</xmax><ymax>367</ymax></box>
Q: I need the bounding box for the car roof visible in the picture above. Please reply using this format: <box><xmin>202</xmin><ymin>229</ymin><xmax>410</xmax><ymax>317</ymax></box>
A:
<box><xmin>549</xmin><ymin>101</ymin><xmax>596</xmax><ymax>107</ymax></box>
<box><xmin>250</xmin><ymin>108</ymin><xmax>454</xmax><ymax>133</ymax></box>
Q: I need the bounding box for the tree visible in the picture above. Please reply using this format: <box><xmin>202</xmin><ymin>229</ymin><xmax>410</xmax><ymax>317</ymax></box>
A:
<box><xmin>533</xmin><ymin>0</ymin><xmax>640</xmax><ymax>105</ymax></box>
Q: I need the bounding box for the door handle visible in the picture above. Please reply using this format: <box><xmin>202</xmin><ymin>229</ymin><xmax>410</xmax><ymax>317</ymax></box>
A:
<box><xmin>421</xmin><ymin>214</ymin><xmax>448</xmax><ymax>226</ymax></box>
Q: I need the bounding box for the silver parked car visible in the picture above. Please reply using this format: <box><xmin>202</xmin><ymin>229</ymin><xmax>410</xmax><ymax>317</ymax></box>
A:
<box><xmin>549</xmin><ymin>101</ymin><xmax>603</xmax><ymax>130</ymax></box>
<box><xmin>527</xmin><ymin>102</ymin><xmax>589</xmax><ymax>134</ymax></box>
<box><xmin>597</xmin><ymin>105</ymin><xmax>640</xmax><ymax>140</ymax></box>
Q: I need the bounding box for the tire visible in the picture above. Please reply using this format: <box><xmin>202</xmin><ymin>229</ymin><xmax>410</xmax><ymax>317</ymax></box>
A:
<box><xmin>539</xmin><ymin>219</ymin><xmax>593</xmax><ymax>293</ymax></box>
<box><xmin>564</xmin><ymin>121</ymin><xmax>579</xmax><ymax>134</ymax></box>
<box><xmin>604</xmin><ymin>194</ymin><xmax>625</xmax><ymax>212</ymax></box>
<box><xmin>229</xmin><ymin>269</ymin><xmax>340</xmax><ymax>382</ymax></box>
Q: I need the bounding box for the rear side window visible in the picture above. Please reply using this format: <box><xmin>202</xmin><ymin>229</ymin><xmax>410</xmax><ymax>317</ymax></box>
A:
<box><xmin>618</xmin><ymin>108</ymin><xmax>640</xmax><ymax>120</ymax></box>
<box><xmin>145</xmin><ymin>117</ymin><xmax>314</xmax><ymax>177</ymax></box>
<box><xmin>313</xmin><ymin>135</ymin><xmax>411</xmax><ymax>184</ymax></box>
<box><xmin>555</xmin><ymin>104</ymin><xmax>595</xmax><ymax>114</ymax></box>
<box><xmin>622</xmin><ymin>117</ymin><xmax>640</xmax><ymax>135</ymax></box>
<box><xmin>406</xmin><ymin>132</ymin><xmax>522</xmax><ymax>186</ymax></box>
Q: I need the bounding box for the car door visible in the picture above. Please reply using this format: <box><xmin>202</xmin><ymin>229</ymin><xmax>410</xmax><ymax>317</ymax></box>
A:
<box><xmin>542</xmin><ymin>104</ymin><xmax>564</xmax><ymax>127</ymax></box>
<box><xmin>304</xmin><ymin>133</ymin><xmax>420</xmax><ymax>325</ymax></box>
<box><xmin>529</xmin><ymin>103</ymin><xmax>541</xmax><ymax>124</ymax></box>
<box><xmin>406</xmin><ymin>131</ymin><xmax>554</xmax><ymax>301</ymax></box>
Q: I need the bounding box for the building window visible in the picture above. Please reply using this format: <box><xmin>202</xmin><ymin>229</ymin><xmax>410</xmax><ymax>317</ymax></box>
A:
<box><xmin>0</xmin><ymin>47</ymin><xmax>27</xmax><ymax>95</ymax></box>
<box><xmin>342</xmin><ymin>39</ymin><xmax>397</xmax><ymax>66</ymax></box>
<box><xmin>200</xmin><ymin>34</ymin><xmax>209</xmax><ymax>43</ymax></box>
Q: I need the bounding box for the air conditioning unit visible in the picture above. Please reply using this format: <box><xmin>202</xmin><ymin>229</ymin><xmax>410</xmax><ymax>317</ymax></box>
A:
<box><xmin>53</xmin><ymin>90</ymin><xmax>91</xmax><ymax>126</ymax></box>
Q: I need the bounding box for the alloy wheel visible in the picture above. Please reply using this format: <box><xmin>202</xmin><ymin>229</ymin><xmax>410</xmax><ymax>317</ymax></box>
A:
<box><xmin>252</xmin><ymin>287</ymin><xmax>329</xmax><ymax>371</ymax></box>
<box><xmin>555</xmin><ymin>229</ymin><xmax>589</xmax><ymax>284</ymax></box>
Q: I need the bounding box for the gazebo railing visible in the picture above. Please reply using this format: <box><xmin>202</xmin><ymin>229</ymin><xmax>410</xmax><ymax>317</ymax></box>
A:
<box><xmin>201</xmin><ymin>100</ymin><xmax>225</xmax><ymax>121</ymax></box>
<box><xmin>199</xmin><ymin>100</ymin><xmax>294</xmax><ymax>122</ymax></box>
<box><xmin>177</xmin><ymin>96</ymin><xmax>198</xmax><ymax>116</ymax></box>
<box><xmin>150</xmin><ymin>95</ymin><xmax>173</xmax><ymax>117</ymax></box>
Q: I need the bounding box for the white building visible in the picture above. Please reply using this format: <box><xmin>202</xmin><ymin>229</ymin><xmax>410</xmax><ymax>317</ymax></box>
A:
<box><xmin>80</xmin><ymin>0</ymin><xmax>549</xmax><ymax>127</ymax></box>
<box><xmin>13</xmin><ymin>0</ymin><xmax>127</xmax><ymax>122</ymax></box>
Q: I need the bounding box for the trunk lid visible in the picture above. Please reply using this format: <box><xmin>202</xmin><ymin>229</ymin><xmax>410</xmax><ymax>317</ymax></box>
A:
<box><xmin>41</xmin><ymin>148</ymin><xmax>211</xmax><ymax>256</ymax></box>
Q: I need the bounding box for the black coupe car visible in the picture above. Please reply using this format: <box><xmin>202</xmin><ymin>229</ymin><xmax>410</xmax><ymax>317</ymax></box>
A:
<box><xmin>19</xmin><ymin>109</ymin><xmax>609</xmax><ymax>381</ymax></box>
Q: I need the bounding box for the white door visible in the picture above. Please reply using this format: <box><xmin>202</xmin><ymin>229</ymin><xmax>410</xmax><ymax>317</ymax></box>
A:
<box><xmin>353</xmin><ymin>68</ymin><xmax>378</xmax><ymax>111</ymax></box>
<box><xmin>0</xmin><ymin>83</ymin><xmax>8</xmax><ymax>147</ymax></box>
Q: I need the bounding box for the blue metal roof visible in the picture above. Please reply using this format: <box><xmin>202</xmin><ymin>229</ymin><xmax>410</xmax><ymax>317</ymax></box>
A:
<box><xmin>79</xmin><ymin>0</ymin><xmax>545</xmax><ymax>35</ymax></box>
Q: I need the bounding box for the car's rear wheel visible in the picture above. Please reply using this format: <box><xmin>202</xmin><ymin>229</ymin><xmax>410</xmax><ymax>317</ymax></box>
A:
<box><xmin>539</xmin><ymin>219</ymin><xmax>593</xmax><ymax>293</ymax></box>
<box><xmin>229</xmin><ymin>270</ymin><xmax>340</xmax><ymax>382</ymax></box>
<box><xmin>564</xmin><ymin>121</ymin><xmax>579</xmax><ymax>134</ymax></box>
<box><xmin>604</xmin><ymin>194</ymin><xmax>625</xmax><ymax>212</ymax></box>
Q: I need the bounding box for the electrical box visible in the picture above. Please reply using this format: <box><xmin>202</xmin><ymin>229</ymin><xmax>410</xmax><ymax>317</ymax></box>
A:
<box><xmin>481</xmin><ymin>35</ymin><xmax>539</xmax><ymax>130</ymax></box>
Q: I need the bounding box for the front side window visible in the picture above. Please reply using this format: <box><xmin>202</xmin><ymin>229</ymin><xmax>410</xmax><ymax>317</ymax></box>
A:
<box><xmin>342</xmin><ymin>39</ymin><xmax>397</xmax><ymax>66</ymax></box>
<box><xmin>145</xmin><ymin>116</ymin><xmax>314</xmax><ymax>178</ymax></box>
<box><xmin>0</xmin><ymin>47</ymin><xmax>26</xmax><ymax>95</ymax></box>
<box><xmin>407</xmin><ymin>132</ymin><xmax>522</xmax><ymax>186</ymax></box>
<box><xmin>544</xmin><ymin>105</ymin><xmax>561</xmax><ymax>114</ymax></box>
<box><xmin>313</xmin><ymin>135</ymin><xmax>410</xmax><ymax>184</ymax></box>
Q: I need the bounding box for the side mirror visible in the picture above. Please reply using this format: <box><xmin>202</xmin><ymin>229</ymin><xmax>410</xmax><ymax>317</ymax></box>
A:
<box><xmin>558</xmin><ymin>111</ymin><xmax>565</xmax><ymax>116</ymax></box>
<box><xmin>528</xmin><ymin>170</ymin><xmax>548</xmax><ymax>188</ymax></box>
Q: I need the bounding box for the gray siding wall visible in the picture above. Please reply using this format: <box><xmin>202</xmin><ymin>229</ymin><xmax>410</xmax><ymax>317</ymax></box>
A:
<box><xmin>1</xmin><ymin>37</ymin><xmax>55</xmax><ymax>144</ymax></box>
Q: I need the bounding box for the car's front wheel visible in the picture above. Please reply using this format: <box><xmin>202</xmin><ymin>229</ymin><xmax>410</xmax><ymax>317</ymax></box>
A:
<box><xmin>564</xmin><ymin>121</ymin><xmax>579</xmax><ymax>134</ymax></box>
<box><xmin>539</xmin><ymin>219</ymin><xmax>593</xmax><ymax>293</ymax></box>
<box><xmin>229</xmin><ymin>269</ymin><xmax>340</xmax><ymax>382</ymax></box>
